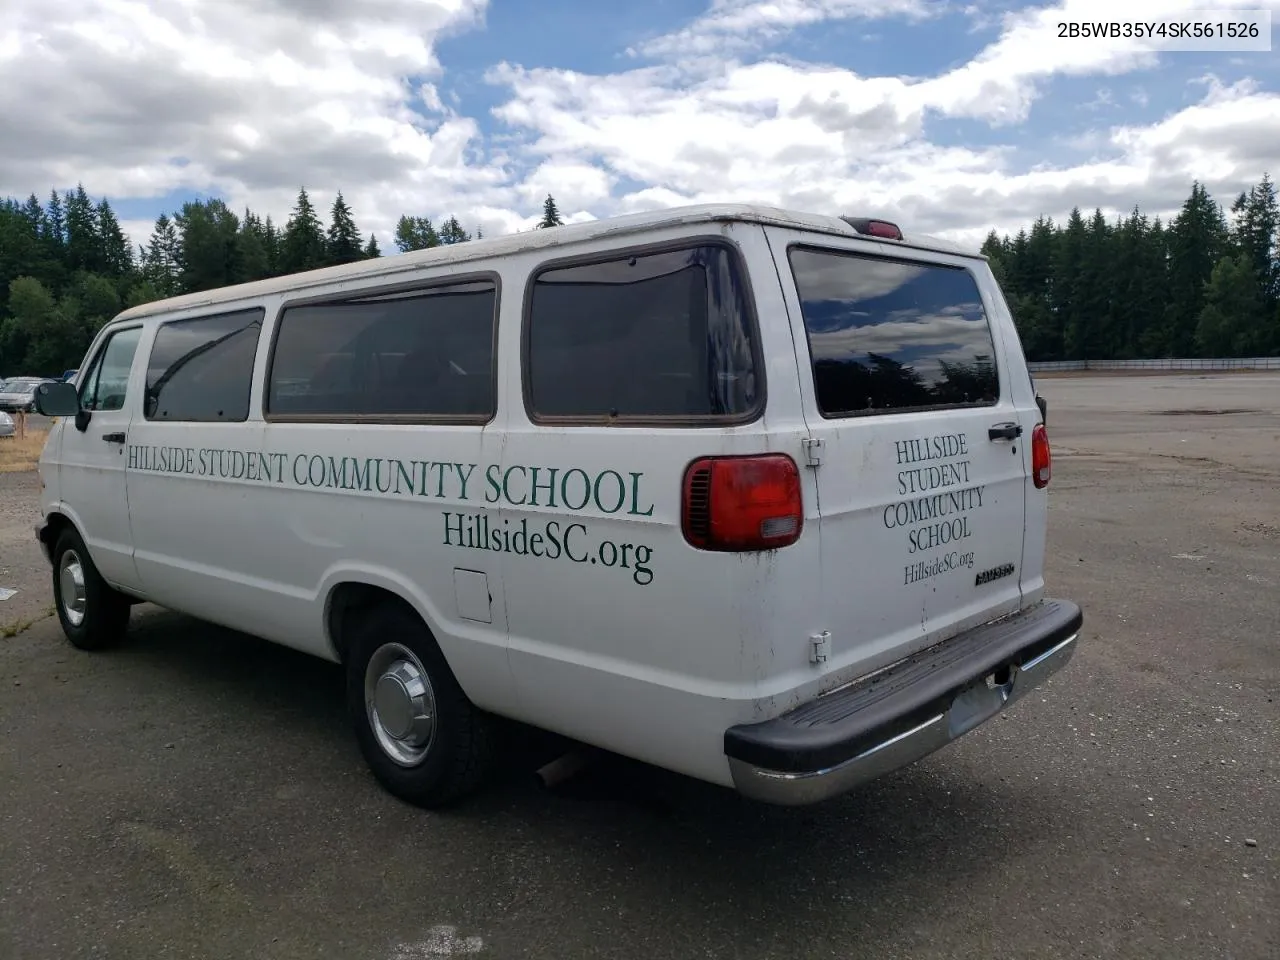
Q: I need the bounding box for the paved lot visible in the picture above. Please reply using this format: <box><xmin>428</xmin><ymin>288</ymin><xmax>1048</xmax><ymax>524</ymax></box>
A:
<box><xmin>2</xmin><ymin>375</ymin><xmax>1277</xmax><ymax>960</ymax></box>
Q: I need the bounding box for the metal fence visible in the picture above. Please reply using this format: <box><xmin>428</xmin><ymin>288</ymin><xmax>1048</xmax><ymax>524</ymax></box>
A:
<box><xmin>1028</xmin><ymin>357</ymin><xmax>1280</xmax><ymax>372</ymax></box>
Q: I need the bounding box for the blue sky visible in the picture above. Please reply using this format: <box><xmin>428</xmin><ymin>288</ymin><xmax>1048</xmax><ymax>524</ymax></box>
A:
<box><xmin>2</xmin><ymin>0</ymin><xmax>1277</xmax><ymax>251</ymax></box>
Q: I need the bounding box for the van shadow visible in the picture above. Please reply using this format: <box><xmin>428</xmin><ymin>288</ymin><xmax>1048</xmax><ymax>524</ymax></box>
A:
<box><xmin>113</xmin><ymin>608</ymin><xmax>1080</xmax><ymax>940</ymax></box>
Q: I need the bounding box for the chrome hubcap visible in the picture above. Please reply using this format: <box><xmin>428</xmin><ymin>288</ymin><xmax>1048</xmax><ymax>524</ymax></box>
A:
<box><xmin>364</xmin><ymin>642</ymin><xmax>436</xmax><ymax>767</ymax></box>
<box><xmin>59</xmin><ymin>550</ymin><xmax>87</xmax><ymax>628</ymax></box>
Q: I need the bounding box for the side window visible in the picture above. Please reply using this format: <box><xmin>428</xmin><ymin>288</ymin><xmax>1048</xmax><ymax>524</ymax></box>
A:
<box><xmin>788</xmin><ymin>248</ymin><xmax>1000</xmax><ymax>417</ymax></box>
<box><xmin>266</xmin><ymin>280</ymin><xmax>497</xmax><ymax>420</ymax></box>
<box><xmin>79</xmin><ymin>327</ymin><xmax>143</xmax><ymax>412</ymax></box>
<box><xmin>144</xmin><ymin>308</ymin><xmax>264</xmax><ymax>422</ymax></box>
<box><xmin>525</xmin><ymin>244</ymin><xmax>761</xmax><ymax>421</ymax></box>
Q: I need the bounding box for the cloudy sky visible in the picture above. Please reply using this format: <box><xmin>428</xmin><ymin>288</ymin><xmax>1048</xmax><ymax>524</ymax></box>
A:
<box><xmin>2</xmin><ymin>0</ymin><xmax>1278</xmax><ymax>256</ymax></box>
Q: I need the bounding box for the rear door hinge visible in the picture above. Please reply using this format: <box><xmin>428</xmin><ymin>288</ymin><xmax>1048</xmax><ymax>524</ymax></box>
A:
<box><xmin>802</xmin><ymin>437</ymin><xmax>824</xmax><ymax>467</ymax></box>
<box><xmin>809</xmin><ymin>631</ymin><xmax>831</xmax><ymax>665</ymax></box>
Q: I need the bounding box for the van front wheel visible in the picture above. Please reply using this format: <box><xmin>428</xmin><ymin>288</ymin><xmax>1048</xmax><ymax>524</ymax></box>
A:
<box><xmin>346</xmin><ymin>603</ymin><xmax>494</xmax><ymax>808</ymax></box>
<box><xmin>51</xmin><ymin>527</ymin><xmax>130</xmax><ymax>651</ymax></box>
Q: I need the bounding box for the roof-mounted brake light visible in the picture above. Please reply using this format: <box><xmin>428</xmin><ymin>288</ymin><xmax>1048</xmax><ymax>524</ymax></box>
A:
<box><xmin>839</xmin><ymin>217</ymin><xmax>903</xmax><ymax>241</ymax></box>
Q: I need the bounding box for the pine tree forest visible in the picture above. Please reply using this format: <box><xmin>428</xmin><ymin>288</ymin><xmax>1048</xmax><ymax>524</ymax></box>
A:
<box><xmin>3</xmin><ymin>176</ymin><xmax>1278</xmax><ymax>377</ymax></box>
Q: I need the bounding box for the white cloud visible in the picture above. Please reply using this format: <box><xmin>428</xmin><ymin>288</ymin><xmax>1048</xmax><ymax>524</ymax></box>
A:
<box><xmin>487</xmin><ymin>1</ymin><xmax>1280</xmax><ymax>245</ymax></box>
<box><xmin>915</xmin><ymin>0</ymin><xmax>1280</xmax><ymax>124</ymax></box>
<box><xmin>1</xmin><ymin>0</ymin><xmax>1277</xmax><ymax>260</ymax></box>
<box><xmin>0</xmin><ymin>0</ymin><xmax>499</xmax><ymax>248</ymax></box>
<box><xmin>630</xmin><ymin>0</ymin><xmax>938</xmax><ymax>59</ymax></box>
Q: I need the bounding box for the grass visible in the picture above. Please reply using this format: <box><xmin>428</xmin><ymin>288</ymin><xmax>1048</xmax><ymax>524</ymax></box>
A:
<box><xmin>0</xmin><ymin>427</ymin><xmax>49</xmax><ymax>473</ymax></box>
<box><xmin>1</xmin><ymin>606</ymin><xmax>54</xmax><ymax>639</ymax></box>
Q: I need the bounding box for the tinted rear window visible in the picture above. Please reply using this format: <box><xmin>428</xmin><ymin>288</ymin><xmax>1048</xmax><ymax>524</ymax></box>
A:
<box><xmin>789</xmin><ymin>248</ymin><xmax>999</xmax><ymax>417</ymax></box>
<box><xmin>525</xmin><ymin>244</ymin><xmax>760</xmax><ymax>421</ymax></box>
<box><xmin>267</xmin><ymin>280</ymin><xmax>496</xmax><ymax>420</ymax></box>
<box><xmin>145</xmin><ymin>309</ymin><xmax>264</xmax><ymax>422</ymax></box>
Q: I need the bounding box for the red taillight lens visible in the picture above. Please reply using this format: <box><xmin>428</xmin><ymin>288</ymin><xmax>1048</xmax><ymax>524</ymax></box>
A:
<box><xmin>1032</xmin><ymin>423</ymin><xmax>1051</xmax><ymax>489</ymax></box>
<box><xmin>865</xmin><ymin>220</ymin><xmax>902</xmax><ymax>239</ymax></box>
<box><xmin>682</xmin><ymin>454</ymin><xmax>804</xmax><ymax>551</ymax></box>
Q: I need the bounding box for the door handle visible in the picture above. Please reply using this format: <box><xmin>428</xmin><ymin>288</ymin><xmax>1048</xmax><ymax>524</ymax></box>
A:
<box><xmin>102</xmin><ymin>432</ymin><xmax>126</xmax><ymax>444</ymax></box>
<box><xmin>988</xmin><ymin>422</ymin><xmax>1022</xmax><ymax>441</ymax></box>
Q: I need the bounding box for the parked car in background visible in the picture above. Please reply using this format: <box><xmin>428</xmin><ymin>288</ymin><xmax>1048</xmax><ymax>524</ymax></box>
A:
<box><xmin>61</xmin><ymin>369</ymin><xmax>80</xmax><ymax>382</ymax></box>
<box><xmin>0</xmin><ymin>410</ymin><xmax>14</xmax><ymax>438</ymax></box>
<box><xmin>0</xmin><ymin>377</ymin><xmax>53</xmax><ymax>413</ymax></box>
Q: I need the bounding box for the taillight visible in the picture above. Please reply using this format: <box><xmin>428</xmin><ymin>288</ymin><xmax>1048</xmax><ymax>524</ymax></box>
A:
<box><xmin>1032</xmin><ymin>423</ymin><xmax>1051</xmax><ymax>489</ymax></box>
<box><xmin>682</xmin><ymin>454</ymin><xmax>803</xmax><ymax>551</ymax></box>
<box><xmin>839</xmin><ymin>216</ymin><xmax>904</xmax><ymax>240</ymax></box>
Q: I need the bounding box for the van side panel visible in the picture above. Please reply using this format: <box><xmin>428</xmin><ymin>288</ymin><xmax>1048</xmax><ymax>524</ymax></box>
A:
<box><xmin>494</xmin><ymin>223</ymin><xmax>822</xmax><ymax>785</ymax></box>
<box><xmin>121</xmin><ymin>281</ymin><xmax>518</xmax><ymax>713</ymax></box>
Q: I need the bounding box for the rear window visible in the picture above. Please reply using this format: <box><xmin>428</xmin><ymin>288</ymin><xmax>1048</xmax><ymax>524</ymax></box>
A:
<box><xmin>266</xmin><ymin>280</ymin><xmax>496</xmax><ymax>420</ymax></box>
<box><xmin>525</xmin><ymin>243</ymin><xmax>761</xmax><ymax>422</ymax></box>
<box><xmin>788</xmin><ymin>248</ymin><xmax>999</xmax><ymax>417</ymax></box>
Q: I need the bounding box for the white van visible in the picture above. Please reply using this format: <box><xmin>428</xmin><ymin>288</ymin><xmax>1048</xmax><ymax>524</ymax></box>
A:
<box><xmin>32</xmin><ymin>204</ymin><xmax>1082</xmax><ymax>807</ymax></box>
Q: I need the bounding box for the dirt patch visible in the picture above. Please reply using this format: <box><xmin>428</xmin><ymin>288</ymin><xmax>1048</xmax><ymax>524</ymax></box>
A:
<box><xmin>0</xmin><ymin>429</ymin><xmax>49</xmax><ymax>473</ymax></box>
<box><xmin>1242</xmin><ymin>520</ymin><xmax>1280</xmax><ymax>539</ymax></box>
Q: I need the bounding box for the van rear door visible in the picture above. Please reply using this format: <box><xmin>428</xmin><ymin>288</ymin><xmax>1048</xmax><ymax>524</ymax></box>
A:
<box><xmin>766</xmin><ymin>229</ymin><xmax>1032</xmax><ymax>680</ymax></box>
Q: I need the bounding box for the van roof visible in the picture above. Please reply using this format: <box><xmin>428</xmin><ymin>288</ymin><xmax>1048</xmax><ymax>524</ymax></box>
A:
<box><xmin>115</xmin><ymin>202</ymin><xmax>984</xmax><ymax>322</ymax></box>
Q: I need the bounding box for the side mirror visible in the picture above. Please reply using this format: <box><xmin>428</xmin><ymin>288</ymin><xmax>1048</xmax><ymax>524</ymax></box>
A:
<box><xmin>1035</xmin><ymin>394</ymin><xmax>1048</xmax><ymax>425</ymax></box>
<box><xmin>34</xmin><ymin>380</ymin><xmax>80</xmax><ymax>417</ymax></box>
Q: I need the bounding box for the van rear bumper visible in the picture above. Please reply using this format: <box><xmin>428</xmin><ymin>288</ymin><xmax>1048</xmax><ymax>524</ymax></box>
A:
<box><xmin>724</xmin><ymin>598</ymin><xmax>1083</xmax><ymax>806</ymax></box>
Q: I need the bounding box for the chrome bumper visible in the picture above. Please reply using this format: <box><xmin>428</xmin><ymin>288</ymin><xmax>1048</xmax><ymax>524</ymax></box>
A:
<box><xmin>725</xmin><ymin>599</ymin><xmax>1082</xmax><ymax>806</ymax></box>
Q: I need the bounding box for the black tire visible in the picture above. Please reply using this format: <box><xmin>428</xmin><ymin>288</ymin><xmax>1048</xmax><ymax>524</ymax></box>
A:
<box><xmin>50</xmin><ymin>526</ymin><xmax>131</xmax><ymax>651</ymax></box>
<box><xmin>346</xmin><ymin>602</ymin><xmax>495</xmax><ymax>808</ymax></box>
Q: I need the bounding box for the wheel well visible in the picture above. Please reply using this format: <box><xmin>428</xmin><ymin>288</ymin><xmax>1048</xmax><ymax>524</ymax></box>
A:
<box><xmin>39</xmin><ymin>512</ymin><xmax>75</xmax><ymax>554</ymax></box>
<box><xmin>326</xmin><ymin>583</ymin><xmax>420</xmax><ymax>664</ymax></box>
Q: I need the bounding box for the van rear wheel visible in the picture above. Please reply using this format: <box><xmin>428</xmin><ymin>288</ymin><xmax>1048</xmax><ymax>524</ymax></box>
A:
<box><xmin>51</xmin><ymin>527</ymin><xmax>131</xmax><ymax>651</ymax></box>
<box><xmin>346</xmin><ymin>602</ymin><xmax>495</xmax><ymax>808</ymax></box>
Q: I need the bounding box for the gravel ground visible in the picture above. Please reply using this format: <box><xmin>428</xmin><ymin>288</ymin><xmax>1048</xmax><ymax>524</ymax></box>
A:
<box><xmin>0</xmin><ymin>375</ymin><xmax>1276</xmax><ymax>960</ymax></box>
<box><xmin>0</xmin><ymin>469</ymin><xmax>51</xmax><ymax>635</ymax></box>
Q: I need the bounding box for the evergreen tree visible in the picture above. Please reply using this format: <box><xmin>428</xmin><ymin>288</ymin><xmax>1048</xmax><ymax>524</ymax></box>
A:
<box><xmin>174</xmin><ymin>199</ymin><xmax>241</xmax><ymax>293</ymax></box>
<box><xmin>45</xmin><ymin>191</ymin><xmax>66</xmax><ymax>252</ymax></box>
<box><xmin>142</xmin><ymin>214</ymin><xmax>181</xmax><ymax>297</ymax></box>
<box><xmin>394</xmin><ymin>215</ymin><xmax>439</xmax><ymax>252</ymax></box>
<box><xmin>1229</xmin><ymin>174</ymin><xmax>1278</xmax><ymax>317</ymax></box>
<box><xmin>363</xmin><ymin>234</ymin><xmax>381</xmax><ymax>258</ymax></box>
<box><xmin>96</xmin><ymin>199</ymin><xmax>133</xmax><ymax>278</ymax></box>
<box><xmin>261</xmin><ymin>215</ymin><xmax>282</xmax><ymax>274</ymax></box>
<box><xmin>1196</xmin><ymin>254</ymin><xmax>1268</xmax><ymax>356</ymax></box>
<box><xmin>236</xmin><ymin>211</ymin><xmax>273</xmax><ymax>282</ymax></box>
<box><xmin>20</xmin><ymin>194</ymin><xmax>46</xmax><ymax>238</ymax></box>
<box><xmin>6</xmin><ymin>173</ymin><xmax>1280</xmax><ymax>378</ymax></box>
<box><xmin>538</xmin><ymin>194</ymin><xmax>564</xmax><ymax>228</ymax></box>
<box><xmin>1112</xmin><ymin>208</ymin><xmax>1165</xmax><ymax>357</ymax></box>
<box><xmin>63</xmin><ymin>184</ymin><xmax>101</xmax><ymax>274</ymax></box>
<box><xmin>280</xmin><ymin>187</ymin><xmax>326</xmax><ymax>274</ymax></box>
<box><xmin>1163</xmin><ymin>181</ymin><xmax>1228</xmax><ymax>355</ymax></box>
<box><xmin>438</xmin><ymin>216</ymin><xmax>471</xmax><ymax>245</ymax></box>
<box><xmin>325</xmin><ymin>192</ymin><xmax>363</xmax><ymax>265</ymax></box>
<box><xmin>1069</xmin><ymin>209</ymin><xmax>1112</xmax><ymax>359</ymax></box>
<box><xmin>1051</xmin><ymin>207</ymin><xmax>1086</xmax><ymax>358</ymax></box>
